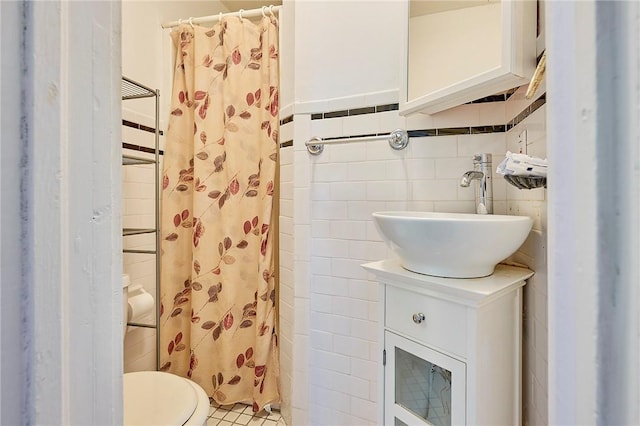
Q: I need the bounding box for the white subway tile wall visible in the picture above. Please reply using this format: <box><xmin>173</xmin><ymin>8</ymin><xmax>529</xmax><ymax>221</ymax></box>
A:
<box><xmin>282</xmin><ymin>88</ymin><xmax>547</xmax><ymax>426</ymax></box>
<box><xmin>279</xmin><ymin>117</ymin><xmax>313</xmax><ymax>426</ymax></box>
<box><xmin>505</xmin><ymin>93</ymin><xmax>548</xmax><ymax>426</ymax></box>
<box><xmin>278</xmin><ymin>130</ymin><xmax>294</xmax><ymax>426</ymax></box>
<box><xmin>122</xmin><ymin>109</ymin><xmax>163</xmax><ymax>373</ymax></box>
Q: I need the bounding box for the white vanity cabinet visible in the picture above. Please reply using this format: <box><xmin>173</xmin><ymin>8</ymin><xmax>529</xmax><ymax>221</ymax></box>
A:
<box><xmin>363</xmin><ymin>260</ymin><xmax>533</xmax><ymax>426</ymax></box>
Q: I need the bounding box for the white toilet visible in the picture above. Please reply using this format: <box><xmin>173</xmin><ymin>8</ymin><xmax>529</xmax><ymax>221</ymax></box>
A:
<box><xmin>123</xmin><ymin>274</ymin><xmax>209</xmax><ymax>426</ymax></box>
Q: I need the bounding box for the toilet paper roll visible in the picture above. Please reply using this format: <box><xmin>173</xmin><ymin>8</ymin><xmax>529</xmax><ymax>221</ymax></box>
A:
<box><xmin>127</xmin><ymin>290</ymin><xmax>154</xmax><ymax>323</ymax></box>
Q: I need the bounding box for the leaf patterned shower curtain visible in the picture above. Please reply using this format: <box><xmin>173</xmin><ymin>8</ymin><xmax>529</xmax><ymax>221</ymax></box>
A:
<box><xmin>159</xmin><ymin>16</ymin><xmax>280</xmax><ymax>411</ymax></box>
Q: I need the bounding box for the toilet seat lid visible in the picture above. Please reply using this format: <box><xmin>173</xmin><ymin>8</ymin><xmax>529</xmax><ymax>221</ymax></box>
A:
<box><xmin>124</xmin><ymin>371</ymin><xmax>198</xmax><ymax>426</ymax></box>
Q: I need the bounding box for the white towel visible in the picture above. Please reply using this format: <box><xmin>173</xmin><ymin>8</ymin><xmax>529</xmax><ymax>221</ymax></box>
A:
<box><xmin>496</xmin><ymin>151</ymin><xmax>548</xmax><ymax>177</ymax></box>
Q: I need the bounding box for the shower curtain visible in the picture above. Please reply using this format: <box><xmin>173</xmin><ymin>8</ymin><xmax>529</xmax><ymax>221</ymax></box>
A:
<box><xmin>160</xmin><ymin>16</ymin><xmax>280</xmax><ymax>411</ymax></box>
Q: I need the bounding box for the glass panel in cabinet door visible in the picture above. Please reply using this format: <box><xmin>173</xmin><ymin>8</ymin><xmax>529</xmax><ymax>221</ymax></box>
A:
<box><xmin>395</xmin><ymin>347</ymin><xmax>451</xmax><ymax>426</ymax></box>
<box><xmin>384</xmin><ymin>331</ymin><xmax>465</xmax><ymax>426</ymax></box>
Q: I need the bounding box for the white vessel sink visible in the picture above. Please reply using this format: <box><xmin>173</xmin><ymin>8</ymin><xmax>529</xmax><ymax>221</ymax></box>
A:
<box><xmin>372</xmin><ymin>211</ymin><xmax>533</xmax><ymax>278</ymax></box>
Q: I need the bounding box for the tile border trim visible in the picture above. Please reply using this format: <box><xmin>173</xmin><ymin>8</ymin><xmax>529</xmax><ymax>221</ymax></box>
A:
<box><xmin>122</xmin><ymin>119</ymin><xmax>164</xmax><ymax>136</ymax></box>
<box><xmin>280</xmin><ymin>115</ymin><xmax>294</xmax><ymax>126</ymax></box>
<box><xmin>310</xmin><ymin>103</ymin><xmax>399</xmax><ymax>120</ymax></box>
<box><xmin>306</xmin><ymin>90</ymin><xmax>520</xmax><ymax>122</ymax></box>
<box><xmin>313</xmin><ymin>125</ymin><xmax>508</xmax><ymax>142</ymax></box>
<box><xmin>308</xmin><ymin>93</ymin><xmax>546</xmax><ymax>140</ymax></box>
<box><xmin>122</xmin><ymin>142</ymin><xmax>164</xmax><ymax>156</ymax></box>
<box><xmin>507</xmin><ymin>94</ymin><xmax>546</xmax><ymax>130</ymax></box>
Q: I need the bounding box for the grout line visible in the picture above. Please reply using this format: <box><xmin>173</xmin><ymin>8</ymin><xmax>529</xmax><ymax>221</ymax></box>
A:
<box><xmin>208</xmin><ymin>403</ymin><xmax>284</xmax><ymax>426</ymax></box>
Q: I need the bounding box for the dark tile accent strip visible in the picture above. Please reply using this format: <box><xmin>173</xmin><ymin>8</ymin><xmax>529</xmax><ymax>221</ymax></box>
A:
<box><xmin>309</xmin><ymin>103</ymin><xmax>399</xmax><ymax>120</ymax></box>
<box><xmin>508</xmin><ymin>93</ymin><xmax>546</xmax><ymax>130</ymax></box>
<box><xmin>122</xmin><ymin>119</ymin><xmax>164</xmax><ymax>136</ymax></box>
<box><xmin>407</xmin><ymin>129</ymin><xmax>437</xmax><ymax>137</ymax></box>
<box><xmin>505</xmin><ymin>87</ymin><xmax>518</xmax><ymax>101</ymax></box>
<box><xmin>531</xmin><ymin>93</ymin><xmax>546</xmax><ymax>110</ymax></box>
<box><xmin>471</xmin><ymin>125</ymin><xmax>507</xmax><ymax>134</ymax></box>
<box><xmin>279</xmin><ymin>115</ymin><xmax>294</xmax><ymax>125</ymax></box>
<box><xmin>467</xmin><ymin>88</ymin><xmax>520</xmax><ymax>104</ymax></box>
<box><xmin>349</xmin><ymin>106</ymin><xmax>376</xmax><ymax>116</ymax></box>
<box><xmin>406</xmin><ymin>124</ymin><xmax>509</xmax><ymax>139</ymax></box>
<box><xmin>305</xmin><ymin>93</ymin><xmax>543</xmax><ymax>139</ymax></box>
<box><xmin>376</xmin><ymin>103</ymin><xmax>399</xmax><ymax>113</ymax></box>
<box><xmin>467</xmin><ymin>94</ymin><xmax>507</xmax><ymax>104</ymax></box>
<box><xmin>437</xmin><ymin>127</ymin><xmax>471</xmax><ymax>136</ymax></box>
<box><xmin>123</xmin><ymin>142</ymin><xmax>164</xmax><ymax>156</ymax></box>
<box><xmin>320</xmin><ymin>132</ymin><xmax>385</xmax><ymax>141</ymax></box>
<box><xmin>348</xmin><ymin>133</ymin><xmax>378</xmax><ymax>139</ymax></box>
<box><xmin>323</xmin><ymin>110</ymin><xmax>349</xmax><ymax>119</ymax></box>
<box><xmin>140</xmin><ymin>124</ymin><xmax>157</xmax><ymax>134</ymax></box>
<box><xmin>323</xmin><ymin>124</ymin><xmax>510</xmax><ymax>142</ymax></box>
<box><xmin>279</xmin><ymin>140</ymin><xmax>293</xmax><ymax>148</ymax></box>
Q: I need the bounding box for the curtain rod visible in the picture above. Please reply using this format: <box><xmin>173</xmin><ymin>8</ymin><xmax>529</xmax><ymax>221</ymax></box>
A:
<box><xmin>161</xmin><ymin>5</ymin><xmax>282</xmax><ymax>29</ymax></box>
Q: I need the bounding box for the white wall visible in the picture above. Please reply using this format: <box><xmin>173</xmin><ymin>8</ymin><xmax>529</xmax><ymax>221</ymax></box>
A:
<box><xmin>293</xmin><ymin>0</ymin><xmax>405</xmax><ymax>112</ymax></box>
<box><xmin>547</xmin><ymin>1</ymin><xmax>640</xmax><ymax>424</ymax></box>
<box><xmin>1</xmin><ymin>1</ymin><xmax>123</xmax><ymax>423</ymax></box>
<box><xmin>0</xmin><ymin>2</ymin><xmax>26</xmax><ymax>424</ymax></box>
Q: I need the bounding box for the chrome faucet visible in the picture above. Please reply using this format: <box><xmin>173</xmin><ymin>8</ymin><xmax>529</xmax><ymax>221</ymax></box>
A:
<box><xmin>460</xmin><ymin>153</ymin><xmax>493</xmax><ymax>214</ymax></box>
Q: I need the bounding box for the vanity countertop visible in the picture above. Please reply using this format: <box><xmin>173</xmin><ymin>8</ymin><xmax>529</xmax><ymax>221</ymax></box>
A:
<box><xmin>362</xmin><ymin>259</ymin><xmax>533</xmax><ymax>307</ymax></box>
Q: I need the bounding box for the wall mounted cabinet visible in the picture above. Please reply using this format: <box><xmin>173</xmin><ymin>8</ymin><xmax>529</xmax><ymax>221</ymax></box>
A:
<box><xmin>363</xmin><ymin>260</ymin><xmax>533</xmax><ymax>425</ymax></box>
<box><xmin>400</xmin><ymin>0</ymin><xmax>537</xmax><ymax>115</ymax></box>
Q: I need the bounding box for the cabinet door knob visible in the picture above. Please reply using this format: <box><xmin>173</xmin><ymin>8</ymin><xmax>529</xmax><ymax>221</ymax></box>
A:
<box><xmin>412</xmin><ymin>313</ymin><xmax>426</xmax><ymax>324</ymax></box>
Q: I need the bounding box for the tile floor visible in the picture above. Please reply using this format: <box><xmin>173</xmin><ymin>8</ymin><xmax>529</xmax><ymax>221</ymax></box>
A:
<box><xmin>207</xmin><ymin>403</ymin><xmax>286</xmax><ymax>426</ymax></box>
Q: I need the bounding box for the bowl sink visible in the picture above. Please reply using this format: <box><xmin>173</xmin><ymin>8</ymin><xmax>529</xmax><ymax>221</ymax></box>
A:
<box><xmin>372</xmin><ymin>211</ymin><xmax>533</xmax><ymax>278</ymax></box>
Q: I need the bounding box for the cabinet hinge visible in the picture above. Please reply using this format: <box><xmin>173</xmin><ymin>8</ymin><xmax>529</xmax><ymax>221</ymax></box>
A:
<box><xmin>382</xmin><ymin>349</ymin><xmax>386</xmax><ymax>366</ymax></box>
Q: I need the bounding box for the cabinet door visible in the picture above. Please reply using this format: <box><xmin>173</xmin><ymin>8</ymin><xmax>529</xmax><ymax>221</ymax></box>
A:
<box><xmin>385</xmin><ymin>331</ymin><xmax>466</xmax><ymax>426</ymax></box>
<box><xmin>400</xmin><ymin>0</ymin><xmax>536</xmax><ymax>115</ymax></box>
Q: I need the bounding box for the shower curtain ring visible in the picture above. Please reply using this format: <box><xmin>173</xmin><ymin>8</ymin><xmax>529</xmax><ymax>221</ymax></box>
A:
<box><xmin>262</xmin><ymin>6</ymin><xmax>268</xmax><ymax>18</ymax></box>
<box><xmin>218</xmin><ymin>12</ymin><xmax>223</xmax><ymax>23</ymax></box>
<box><xmin>188</xmin><ymin>17</ymin><xmax>194</xmax><ymax>28</ymax></box>
<box><xmin>239</xmin><ymin>9</ymin><xmax>244</xmax><ymax>20</ymax></box>
<box><xmin>268</xmin><ymin>5</ymin><xmax>278</xmax><ymax>24</ymax></box>
<box><xmin>178</xmin><ymin>18</ymin><xmax>183</xmax><ymax>26</ymax></box>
